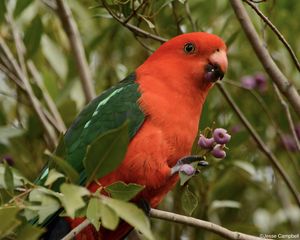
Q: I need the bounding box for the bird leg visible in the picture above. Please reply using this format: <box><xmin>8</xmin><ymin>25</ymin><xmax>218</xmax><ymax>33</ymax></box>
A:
<box><xmin>170</xmin><ymin>155</ymin><xmax>209</xmax><ymax>175</ymax></box>
<box><xmin>137</xmin><ymin>198</ymin><xmax>151</xmax><ymax>216</ymax></box>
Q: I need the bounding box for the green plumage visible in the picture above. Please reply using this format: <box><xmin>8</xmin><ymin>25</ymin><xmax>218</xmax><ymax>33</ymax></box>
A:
<box><xmin>64</xmin><ymin>72</ymin><xmax>145</xmax><ymax>175</ymax></box>
<box><xmin>37</xmin><ymin>73</ymin><xmax>145</xmax><ymax>186</ymax></box>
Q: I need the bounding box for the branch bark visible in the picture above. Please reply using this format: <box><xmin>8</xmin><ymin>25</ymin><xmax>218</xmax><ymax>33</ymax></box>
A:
<box><xmin>0</xmin><ymin>38</ymin><xmax>57</xmax><ymax>150</ymax></box>
<box><xmin>101</xmin><ymin>0</ymin><xmax>167</xmax><ymax>43</ymax></box>
<box><xmin>61</xmin><ymin>218</ymin><xmax>90</xmax><ymax>240</ymax></box>
<box><xmin>150</xmin><ymin>208</ymin><xmax>268</xmax><ymax>240</ymax></box>
<box><xmin>55</xmin><ymin>0</ymin><xmax>95</xmax><ymax>103</ymax></box>
<box><xmin>230</xmin><ymin>0</ymin><xmax>300</xmax><ymax>118</ymax></box>
<box><xmin>244</xmin><ymin>0</ymin><xmax>300</xmax><ymax>72</ymax></box>
<box><xmin>61</xmin><ymin>208</ymin><xmax>268</xmax><ymax>240</ymax></box>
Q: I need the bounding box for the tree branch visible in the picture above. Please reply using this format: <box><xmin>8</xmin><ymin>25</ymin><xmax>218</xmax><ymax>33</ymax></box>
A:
<box><xmin>55</xmin><ymin>0</ymin><xmax>96</xmax><ymax>103</ymax></box>
<box><xmin>217</xmin><ymin>82</ymin><xmax>300</xmax><ymax>207</ymax></box>
<box><xmin>27</xmin><ymin>60</ymin><xmax>67</xmax><ymax>133</ymax></box>
<box><xmin>101</xmin><ymin>0</ymin><xmax>167</xmax><ymax>43</ymax></box>
<box><xmin>273</xmin><ymin>83</ymin><xmax>300</xmax><ymax>152</ymax></box>
<box><xmin>150</xmin><ymin>208</ymin><xmax>268</xmax><ymax>240</ymax></box>
<box><xmin>229</xmin><ymin>0</ymin><xmax>300</xmax><ymax>118</ymax></box>
<box><xmin>244</xmin><ymin>0</ymin><xmax>300</xmax><ymax>72</ymax></box>
<box><xmin>0</xmin><ymin>38</ymin><xmax>57</xmax><ymax>150</ymax></box>
<box><xmin>61</xmin><ymin>208</ymin><xmax>267</xmax><ymax>240</ymax></box>
<box><xmin>61</xmin><ymin>218</ymin><xmax>90</xmax><ymax>240</ymax></box>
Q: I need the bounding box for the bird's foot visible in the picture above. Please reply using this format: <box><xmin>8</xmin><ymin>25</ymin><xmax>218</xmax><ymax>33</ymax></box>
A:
<box><xmin>171</xmin><ymin>155</ymin><xmax>209</xmax><ymax>175</ymax></box>
<box><xmin>137</xmin><ymin>199</ymin><xmax>151</xmax><ymax>216</ymax></box>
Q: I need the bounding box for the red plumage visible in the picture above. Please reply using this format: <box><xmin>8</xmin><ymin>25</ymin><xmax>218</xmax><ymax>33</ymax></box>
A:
<box><xmin>69</xmin><ymin>32</ymin><xmax>227</xmax><ymax>239</ymax></box>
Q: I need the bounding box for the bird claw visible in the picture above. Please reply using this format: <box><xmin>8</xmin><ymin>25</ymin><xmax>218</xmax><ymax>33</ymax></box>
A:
<box><xmin>137</xmin><ymin>199</ymin><xmax>151</xmax><ymax>216</ymax></box>
<box><xmin>171</xmin><ymin>155</ymin><xmax>209</xmax><ymax>175</ymax></box>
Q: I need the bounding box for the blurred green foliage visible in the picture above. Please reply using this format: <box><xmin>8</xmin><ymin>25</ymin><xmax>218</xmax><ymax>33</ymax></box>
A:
<box><xmin>0</xmin><ymin>0</ymin><xmax>300</xmax><ymax>239</ymax></box>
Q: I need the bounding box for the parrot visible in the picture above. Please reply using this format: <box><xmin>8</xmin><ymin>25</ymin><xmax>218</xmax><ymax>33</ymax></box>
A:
<box><xmin>42</xmin><ymin>32</ymin><xmax>228</xmax><ymax>240</ymax></box>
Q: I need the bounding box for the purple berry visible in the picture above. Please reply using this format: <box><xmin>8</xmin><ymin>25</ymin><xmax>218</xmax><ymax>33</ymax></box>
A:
<box><xmin>241</xmin><ymin>76</ymin><xmax>256</xmax><ymax>90</ymax></box>
<box><xmin>0</xmin><ymin>155</ymin><xmax>14</xmax><ymax>166</ymax></box>
<box><xmin>213</xmin><ymin>128</ymin><xmax>231</xmax><ymax>144</ymax></box>
<box><xmin>198</xmin><ymin>134</ymin><xmax>215</xmax><ymax>149</ymax></box>
<box><xmin>281</xmin><ymin>134</ymin><xmax>298</xmax><ymax>152</ymax></box>
<box><xmin>211</xmin><ymin>144</ymin><xmax>226</xmax><ymax>159</ymax></box>
<box><xmin>254</xmin><ymin>73</ymin><xmax>267</xmax><ymax>92</ymax></box>
<box><xmin>295</xmin><ymin>124</ymin><xmax>300</xmax><ymax>140</ymax></box>
<box><xmin>179</xmin><ymin>164</ymin><xmax>196</xmax><ymax>176</ymax></box>
<box><xmin>231</xmin><ymin>124</ymin><xmax>243</xmax><ymax>134</ymax></box>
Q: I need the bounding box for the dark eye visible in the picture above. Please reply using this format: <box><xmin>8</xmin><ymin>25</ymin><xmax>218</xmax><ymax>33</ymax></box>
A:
<box><xmin>184</xmin><ymin>43</ymin><xmax>195</xmax><ymax>54</ymax></box>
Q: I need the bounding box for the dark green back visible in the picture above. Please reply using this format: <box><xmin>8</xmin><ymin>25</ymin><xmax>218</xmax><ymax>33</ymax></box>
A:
<box><xmin>64</xmin><ymin>72</ymin><xmax>145</xmax><ymax>174</ymax></box>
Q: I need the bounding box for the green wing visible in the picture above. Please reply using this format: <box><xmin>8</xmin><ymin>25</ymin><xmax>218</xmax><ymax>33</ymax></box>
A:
<box><xmin>37</xmin><ymin>73</ymin><xmax>145</xmax><ymax>186</ymax></box>
<box><xmin>64</xmin><ymin>72</ymin><xmax>145</xmax><ymax>175</ymax></box>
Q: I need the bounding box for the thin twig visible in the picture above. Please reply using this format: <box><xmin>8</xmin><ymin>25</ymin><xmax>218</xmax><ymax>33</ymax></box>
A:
<box><xmin>273</xmin><ymin>83</ymin><xmax>300</xmax><ymax>152</ymax></box>
<box><xmin>123</xmin><ymin>0</ymin><xmax>146</xmax><ymax>24</ymax></box>
<box><xmin>244</xmin><ymin>0</ymin><xmax>300</xmax><ymax>72</ymax></box>
<box><xmin>171</xmin><ymin>1</ymin><xmax>183</xmax><ymax>34</ymax></box>
<box><xmin>27</xmin><ymin>60</ymin><xmax>67</xmax><ymax>133</ymax></box>
<box><xmin>184</xmin><ymin>0</ymin><xmax>197</xmax><ymax>32</ymax></box>
<box><xmin>149</xmin><ymin>209</ymin><xmax>267</xmax><ymax>240</ymax></box>
<box><xmin>230</xmin><ymin>0</ymin><xmax>300</xmax><ymax>118</ymax></box>
<box><xmin>101</xmin><ymin>0</ymin><xmax>167</xmax><ymax>43</ymax></box>
<box><xmin>6</xmin><ymin>12</ymin><xmax>28</xmax><ymax>76</ymax></box>
<box><xmin>55</xmin><ymin>0</ymin><xmax>95</xmax><ymax>103</ymax></box>
<box><xmin>0</xmin><ymin>38</ymin><xmax>57</xmax><ymax>150</ymax></box>
<box><xmin>0</xmin><ymin>63</ymin><xmax>25</xmax><ymax>90</ymax></box>
<box><xmin>217</xmin><ymin>82</ymin><xmax>300</xmax><ymax>207</ymax></box>
<box><xmin>61</xmin><ymin>218</ymin><xmax>90</xmax><ymax>240</ymax></box>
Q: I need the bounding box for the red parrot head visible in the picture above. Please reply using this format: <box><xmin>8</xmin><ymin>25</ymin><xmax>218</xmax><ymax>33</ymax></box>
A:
<box><xmin>140</xmin><ymin>32</ymin><xmax>228</xmax><ymax>91</ymax></box>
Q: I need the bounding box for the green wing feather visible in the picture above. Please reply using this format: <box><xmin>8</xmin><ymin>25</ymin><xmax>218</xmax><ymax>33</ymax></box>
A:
<box><xmin>64</xmin><ymin>72</ymin><xmax>145</xmax><ymax>175</ymax></box>
<box><xmin>34</xmin><ymin>73</ymin><xmax>145</xmax><ymax>229</ymax></box>
<box><xmin>37</xmin><ymin>73</ymin><xmax>145</xmax><ymax>185</ymax></box>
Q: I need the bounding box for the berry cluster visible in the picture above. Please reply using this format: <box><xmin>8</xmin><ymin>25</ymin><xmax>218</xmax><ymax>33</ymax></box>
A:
<box><xmin>241</xmin><ymin>73</ymin><xmax>267</xmax><ymax>92</ymax></box>
<box><xmin>198</xmin><ymin>128</ymin><xmax>231</xmax><ymax>159</ymax></box>
<box><xmin>178</xmin><ymin>128</ymin><xmax>231</xmax><ymax>178</ymax></box>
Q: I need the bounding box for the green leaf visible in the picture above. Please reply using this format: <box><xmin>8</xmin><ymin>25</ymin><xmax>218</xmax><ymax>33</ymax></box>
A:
<box><xmin>86</xmin><ymin>198</ymin><xmax>102</xmax><ymax>231</ymax></box>
<box><xmin>122</xmin><ymin>1</ymin><xmax>131</xmax><ymax>18</ymax></box>
<box><xmin>14</xmin><ymin>0</ymin><xmax>33</xmax><ymax>17</ymax></box>
<box><xmin>0</xmin><ymin>206</ymin><xmax>21</xmax><ymax>237</ymax></box>
<box><xmin>226</xmin><ymin>30</ymin><xmax>240</xmax><ymax>48</ymax></box>
<box><xmin>103</xmin><ymin>197</ymin><xmax>154</xmax><ymax>240</ymax></box>
<box><xmin>41</xmin><ymin>35</ymin><xmax>67</xmax><ymax>79</ymax></box>
<box><xmin>138</xmin><ymin>14</ymin><xmax>155</xmax><ymax>29</ymax></box>
<box><xmin>87</xmin><ymin>197</ymin><xmax>119</xmax><ymax>231</ymax></box>
<box><xmin>54</xmin><ymin>133</ymin><xmax>67</xmax><ymax>157</ymax></box>
<box><xmin>84</xmin><ymin>122</ymin><xmax>129</xmax><ymax>185</ymax></box>
<box><xmin>28</xmin><ymin>188</ymin><xmax>61</xmax><ymax>224</ymax></box>
<box><xmin>4</xmin><ymin>163</ymin><xmax>14</xmax><ymax>192</ymax></box>
<box><xmin>99</xmin><ymin>201</ymin><xmax>119</xmax><ymax>230</ymax></box>
<box><xmin>24</xmin><ymin>15</ymin><xmax>43</xmax><ymax>57</ymax></box>
<box><xmin>0</xmin><ymin>164</ymin><xmax>29</xmax><ymax>189</ymax></box>
<box><xmin>22</xmin><ymin>208</ymin><xmax>38</xmax><ymax>221</ymax></box>
<box><xmin>0</xmin><ymin>126</ymin><xmax>24</xmax><ymax>144</ymax></box>
<box><xmin>16</xmin><ymin>224</ymin><xmax>45</xmax><ymax>240</ymax></box>
<box><xmin>181</xmin><ymin>185</ymin><xmax>198</xmax><ymax>216</ymax></box>
<box><xmin>44</xmin><ymin>169</ymin><xmax>65</xmax><ymax>186</ymax></box>
<box><xmin>105</xmin><ymin>181</ymin><xmax>144</xmax><ymax>201</ymax></box>
<box><xmin>60</xmin><ymin>183</ymin><xmax>90</xmax><ymax>218</ymax></box>
<box><xmin>179</xmin><ymin>162</ymin><xmax>198</xmax><ymax>186</ymax></box>
<box><xmin>0</xmin><ymin>0</ymin><xmax>7</xmax><ymax>24</ymax></box>
<box><xmin>46</xmin><ymin>153</ymin><xmax>79</xmax><ymax>183</ymax></box>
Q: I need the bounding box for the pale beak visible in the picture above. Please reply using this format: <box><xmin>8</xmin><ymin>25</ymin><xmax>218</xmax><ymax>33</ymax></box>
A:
<box><xmin>209</xmin><ymin>49</ymin><xmax>228</xmax><ymax>74</ymax></box>
<box><xmin>204</xmin><ymin>49</ymin><xmax>228</xmax><ymax>82</ymax></box>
